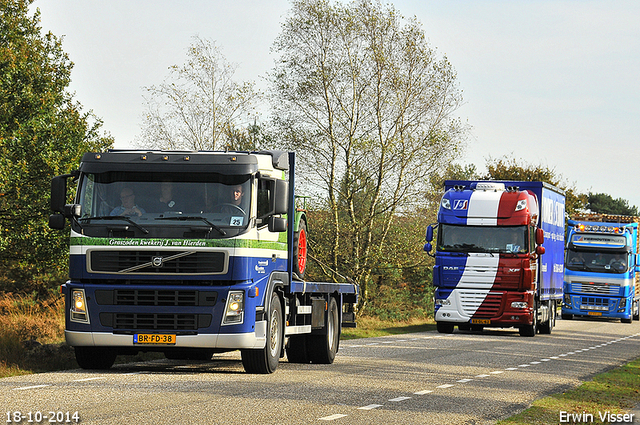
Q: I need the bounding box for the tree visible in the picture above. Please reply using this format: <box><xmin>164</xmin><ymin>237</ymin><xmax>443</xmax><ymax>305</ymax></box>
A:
<box><xmin>483</xmin><ymin>155</ymin><xmax>586</xmax><ymax>215</ymax></box>
<box><xmin>0</xmin><ymin>0</ymin><xmax>112</xmax><ymax>294</ymax></box>
<box><xmin>587</xmin><ymin>193</ymin><xmax>638</xmax><ymax>216</ymax></box>
<box><xmin>138</xmin><ymin>36</ymin><xmax>261</xmax><ymax>151</ymax></box>
<box><xmin>270</xmin><ymin>0</ymin><xmax>468</xmax><ymax>310</ymax></box>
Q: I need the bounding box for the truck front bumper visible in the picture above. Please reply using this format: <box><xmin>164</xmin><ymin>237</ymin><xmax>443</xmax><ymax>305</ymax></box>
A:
<box><xmin>65</xmin><ymin>320</ymin><xmax>267</xmax><ymax>349</ymax></box>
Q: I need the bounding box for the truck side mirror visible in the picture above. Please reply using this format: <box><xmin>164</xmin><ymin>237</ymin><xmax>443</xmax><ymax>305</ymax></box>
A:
<box><xmin>274</xmin><ymin>180</ymin><xmax>288</xmax><ymax>215</ymax></box>
<box><xmin>536</xmin><ymin>227</ymin><xmax>544</xmax><ymax>245</ymax></box>
<box><xmin>424</xmin><ymin>242</ymin><xmax>433</xmax><ymax>253</ymax></box>
<box><xmin>425</xmin><ymin>226</ymin><xmax>434</xmax><ymax>242</ymax></box>
<box><xmin>268</xmin><ymin>216</ymin><xmax>287</xmax><ymax>233</ymax></box>
<box><xmin>51</xmin><ymin>175</ymin><xmax>67</xmax><ymax>214</ymax></box>
<box><xmin>536</xmin><ymin>245</ymin><xmax>545</xmax><ymax>255</ymax></box>
<box><xmin>49</xmin><ymin>214</ymin><xmax>65</xmax><ymax>229</ymax></box>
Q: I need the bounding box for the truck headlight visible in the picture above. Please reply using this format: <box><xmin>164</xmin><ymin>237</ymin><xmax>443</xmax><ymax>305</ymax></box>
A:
<box><xmin>511</xmin><ymin>302</ymin><xmax>528</xmax><ymax>309</ymax></box>
<box><xmin>222</xmin><ymin>291</ymin><xmax>244</xmax><ymax>325</ymax></box>
<box><xmin>70</xmin><ymin>289</ymin><xmax>89</xmax><ymax>323</ymax></box>
<box><xmin>435</xmin><ymin>299</ymin><xmax>451</xmax><ymax>306</ymax></box>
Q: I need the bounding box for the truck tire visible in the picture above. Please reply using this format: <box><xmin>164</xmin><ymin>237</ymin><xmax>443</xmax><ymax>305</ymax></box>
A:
<box><xmin>293</xmin><ymin>220</ymin><xmax>308</xmax><ymax>278</ymax></box>
<box><xmin>519</xmin><ymin>301</ymin><xmax>538</xmax><ymax>337</ymax></box>
<box><xmin>74</xmin><ymin>347</ymin><xmax>117</xmax><ymax>370</ymax></box>
<box><xmin>308</xmin><ymin>297</ymin><xmax>339</xmax><ymax>364</ymax></box>
<box><xmin>561</xmin><ymin>313</ymin><xmax>573</xmax><ymax>320</ymax></box>
<box><xmin>539</xmin><ymin>301</ymin><xmax>555</xmax><ymax>334</ymax></box>
<box><xmin>436</xmin><ymin>322</ymin><xmax>455</xmax><ymax>334</ymax></box>
<box><xmin>241</xmin><ymin>292</ymin><xmax>283</xmax><ymax>374</ymax></box>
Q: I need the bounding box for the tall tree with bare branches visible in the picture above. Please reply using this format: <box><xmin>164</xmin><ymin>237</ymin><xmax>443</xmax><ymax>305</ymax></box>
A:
<box><xmin>270</xmin><ymin>0</ymin><xmax>468</xmax><ymax>309</ymax></box>
<box><xmin>138</xmin><ymin>36</ymin><xmax>261</xmax><ymax>150</ymax></box>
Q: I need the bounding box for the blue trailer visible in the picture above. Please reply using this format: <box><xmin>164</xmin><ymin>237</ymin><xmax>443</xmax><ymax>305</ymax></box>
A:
<box><xmin>49</xmin><ymin>150</ymin><xmax>357</xmax><ymax>373</ymax></box>
<box><xmin>424</xmin><ymin>180</ymin><xmax>565</xmax><ymax>336</ymax></box>
<box><xmin>562</xmin><ymin>214</ymin><xmax>640</xmax><ymax>323</ymax></box>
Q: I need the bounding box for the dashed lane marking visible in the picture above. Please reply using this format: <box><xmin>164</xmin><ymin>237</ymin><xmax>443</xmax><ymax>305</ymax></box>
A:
<box><xmin>319</xmin><ymin>414</ymin><xmax>348</xmax><ymax>421</ymax></box>
<box><xmin>13</xmin><ymin>385</ymin><xmax>49</xmax><ymax>390</ymax></box>
<box><xmin>358</xmin><ymin>404</ymin><xmax>383</xmax><ymax>410</ymax></box>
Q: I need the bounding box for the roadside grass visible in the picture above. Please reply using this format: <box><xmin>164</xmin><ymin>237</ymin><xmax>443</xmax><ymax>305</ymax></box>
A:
<box><xmin>340</xmin><ymin>315</ymin><xmax>436</xmax><ymax>339</ymax></box>
<box><xmin>0</xmin><ymin>293</ymin><xmax>161</xmax><ymax>378</ymax></box>
<box><xmin>497</xmin><ymin>357</ymin><xmax>640</xmax><ymax>424</ymax></box>
<box><xmin>0</xmin><ymin>292</ymin><xmax>74</xmax><ymax>377</ymax></box>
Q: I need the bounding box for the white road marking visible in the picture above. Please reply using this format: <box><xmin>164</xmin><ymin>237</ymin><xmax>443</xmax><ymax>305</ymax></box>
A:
<box><xmin>319</xmin><ymin>414</ymin><xmax>348</xmax><ymax>421</ymax></box>
<box><xmin>13</xmin><ymin>385</ymin><xmax>49</xmax><ymax>390</ymax></box>
<box><xmin>414</xmin><ymin>390</ymin><xmax>433</xmax><ymax>395</ymax></box>
<box><xmin>437</xmin><ymin>384</ymin><xmax>454</xmax><ymax>389</ymax></box>
<box><xmin>358</xmin><ymin>404</ymin><xmax>383</xmax><ymax>410</ymax></box>
<box><xmin>389</xmin><ymin>396</ymin><xmax>411</xmax><ymax>402</ymax></box>
<box><xmin>73</xmin><ymin>377</ymin><xmax>104</xmax><ymax>382</ymax></box>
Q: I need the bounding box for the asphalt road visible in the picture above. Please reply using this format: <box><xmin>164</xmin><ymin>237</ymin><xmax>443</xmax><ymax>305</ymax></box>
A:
<box><xmin>2</xmin><ymin>318</ymin><xmax>639</xmax><ymax>425</ymax></box>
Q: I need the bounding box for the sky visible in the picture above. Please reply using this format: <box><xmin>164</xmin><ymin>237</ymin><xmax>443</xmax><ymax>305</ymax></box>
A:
<box><xmin>32</xmin><ymin>0</ymin><xmax>640</xmax><ymax>208</ymax></box>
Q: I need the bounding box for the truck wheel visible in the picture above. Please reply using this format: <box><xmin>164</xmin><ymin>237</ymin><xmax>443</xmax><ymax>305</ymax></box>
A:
<box><xmin>561</xmin><ymin>313</ymin><xmax>573</xmax><ymax>320</ymax></box>
<box><xmin>622</xmin><ymin>315</ymin><xmax>633</xmax><ymax>324</ymax></box>
<box><xmin>436</xmin><ymin>322</ymin><xmax>455</xmax><ymax>334</ymax></box>
<box><xmin>286</xmin><ymin>335</ymin><xmax>310</xmax><ymax>363</ymax></box>
<box><xmin>519</xmin><ymin>301</ymin><xmax>538</xmax><ymax>337</ymax></box>
<box><xmin>74</xmin><ymin>347</ymin><xmax>117</xmax><ymax>370</ymax></box>
<box><xmin>308</xmin><ymin>297</ymin><xmax>339</xmax><ymax>364</ymax></box>
<box><xmin>241</xmin><ymin>292</ymin><xmax>283</xmax><ymax>374</ymax></box>
<box><xmin>293</xmin><ymin>220</ymin><xmax>308</xmax><ymax>278</ymax></box>
<box><xmin>539</xmin><ymin>301</ymin><xmax>555</xmax><ymax>334</ymax></box>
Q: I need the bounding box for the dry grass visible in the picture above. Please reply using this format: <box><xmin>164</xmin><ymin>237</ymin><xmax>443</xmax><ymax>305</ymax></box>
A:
<box><xmin>0</xmin><ymin>292</ymin><xmax>75</xmax><ymax>377</ymax></box>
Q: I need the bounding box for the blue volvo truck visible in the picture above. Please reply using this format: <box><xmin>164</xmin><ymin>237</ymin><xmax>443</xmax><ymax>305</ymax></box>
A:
<box><xmin>562</xmin><ymin>214</ymin><xmax>640</xmax><ymax>323</ymax></box>
<box><xmin>424</xmin><ymin>180</ymin><xmax>565</xmax><ymax>336</ymax></box>
<box><xmin>49</xmin><ymin>150</ymin><xmax>357</xmax><ymax>373</ymax></box>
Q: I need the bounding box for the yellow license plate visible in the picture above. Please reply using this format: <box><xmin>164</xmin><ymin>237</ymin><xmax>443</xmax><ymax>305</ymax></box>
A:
<box><xmin>471</xmin><ymin>319</ymin><xmax>491</xmax><ymax>325</ymax></box>
<box><xmin>587</xmin><ymin>312</ymin><xmax>602</xmax><ymax>316</ymax></box>
<box><xmin>134</xmin><ymin>334</ymin><xmax>176</xmax><ymax>344</ymax></box>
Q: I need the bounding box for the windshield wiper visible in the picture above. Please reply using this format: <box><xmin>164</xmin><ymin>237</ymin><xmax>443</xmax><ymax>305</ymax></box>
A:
<box><xmin>79</xmin><ymin>215</ymin><xmax>149</xmax><ymax>234</ymax></box>
<box><xmin>155</xmin><ymin>216</ymin><xmax>227</xmax><ymax>236</ymax></box>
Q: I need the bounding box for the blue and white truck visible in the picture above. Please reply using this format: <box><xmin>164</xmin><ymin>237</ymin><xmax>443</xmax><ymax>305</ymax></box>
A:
<box><xmin>424</xmin><ymin>180</ymin><xmax>565</xmax><ymax>336</ymax></box>
<box><xmin>49</xmin><ymin>150</ymin><xmax>357</xmax><ymax>373</ymax></box>
<box><xmin>562</xmin><ymin>214</ymin><xmax>640</xmax><ymax>323</ymax></box>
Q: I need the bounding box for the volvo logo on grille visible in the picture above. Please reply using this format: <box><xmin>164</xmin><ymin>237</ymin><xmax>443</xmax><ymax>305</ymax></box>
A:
<box><xmin>151</xmin><ymin>256</ymin><xmax>164</xmax><ymax>267</ymax></box>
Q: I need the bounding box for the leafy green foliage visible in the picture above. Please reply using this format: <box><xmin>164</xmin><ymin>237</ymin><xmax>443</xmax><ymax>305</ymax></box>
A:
<box><xmin>587</xmin><ymin>193</ymin><xmax>638</xmax><ymax>216</ymax></box>
<box><xmin>0</xmin><ymin>0</ymin><xmax>112</xmax><ymax>294</ymax></box>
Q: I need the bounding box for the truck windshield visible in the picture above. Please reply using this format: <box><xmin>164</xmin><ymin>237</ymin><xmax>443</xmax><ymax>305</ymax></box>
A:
<box><xmin>565</xmin><ymin>248</ymin><xmax>628</xmax><ymax>273</ymax></box>
<box><xmin>438</xmin><ymin>224</ymin><xmax>527</xmax><ymax>254</ymax></box>
<box><xmin>74</xmin><ymin>171</ymin><xmax>251</xmax><ymax>238</ymax></box>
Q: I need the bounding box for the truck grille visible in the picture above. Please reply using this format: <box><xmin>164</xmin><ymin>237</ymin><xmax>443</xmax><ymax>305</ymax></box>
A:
<box><xmin>579</xmin><ymin>297</ymin><xmax>611</xmax><ymax>310</ymax></box>
<box><xmin>94</xmin><ymin>289</ymin><xmax>218</xmax><ymax>306</ymax></box>
<box><xmin>89</xmin><ymin>250</ymin><xmax>226</xmax><ymax>274</ymax></box>
<box><xmin>571</xmin><ymin>282</ymin><xmax>620</xmax><ymax>295</ymax></box>
<box><xmin>99</xmin><ymin>313</ymin><xmax>212</xmax><ymax>330</ymax></box>
<box><xmin>460</xmin><ymin>291</ymin><xmax>502</xmax><ymax>317</ymax></box>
